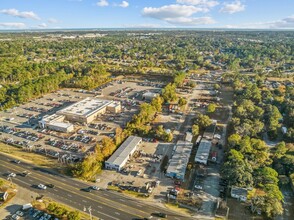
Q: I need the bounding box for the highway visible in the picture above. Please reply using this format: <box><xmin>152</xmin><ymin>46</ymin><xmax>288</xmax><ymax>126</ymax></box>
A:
<box><xmin>0</xmin><ymin>154</ymin><xmax>193</xmax><ymax>220</ymax></box>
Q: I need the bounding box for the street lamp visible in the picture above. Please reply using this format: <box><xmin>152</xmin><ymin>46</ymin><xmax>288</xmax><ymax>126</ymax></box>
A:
<box><xmin>84</xmin><ymin>206</ymin><xmax>93</xmax><ymax>220</ymax></box>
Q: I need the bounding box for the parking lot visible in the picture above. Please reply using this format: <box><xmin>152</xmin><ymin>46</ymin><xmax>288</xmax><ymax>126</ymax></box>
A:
<box><xmin>0</xmin><ymin>79</ymin><xmax>167</xmax><ymax>165</ymax></box>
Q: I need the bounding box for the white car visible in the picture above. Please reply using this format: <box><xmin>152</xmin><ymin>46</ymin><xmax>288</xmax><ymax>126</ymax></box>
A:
<box><xmin>91</xmin><ymin>186</ymin><xmax>100</xmax><ymax>190</ymax></box>
<box><xmin>38</xmin><ymin>184</ymin><xmax>47</xmax><ymax>190</ymax></box>
<box><xmin>8</xmin><ymin>173</ymin><xmax>16</xmax><ymax>178</ymax></box>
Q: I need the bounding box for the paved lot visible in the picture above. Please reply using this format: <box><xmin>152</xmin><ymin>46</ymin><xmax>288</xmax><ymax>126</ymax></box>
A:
<box><xmin>0</xmin><ymin>184</ymin><xmax>38</xmax><ymax>220</ymax></box>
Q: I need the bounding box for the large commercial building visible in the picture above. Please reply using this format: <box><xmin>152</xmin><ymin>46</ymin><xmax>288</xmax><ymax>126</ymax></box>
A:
<box><xmin>40</xmin><ymin>97</ymin><xmax>121</xmax><ymax>132</ymax></box>
<box><xmin>39</xmin><ymin>114</ymin><xmax>74</xmax><ymax>133</ymax></box>
<box><xmin>105</xmin><ymin>136</ymin><xmax>142</xmax><ymax>171</ymax></box>
<box><xmin>166</xmin><ymin>140</ymin><xmax>193</xmax><ymax>181</ymax></box>
<box><xmin>195</xmin><ymin>138</ymin><xmax>212</xmax><ymax>165</ymax></box>
<box><xmin>56</xmin><ymin>97</ymin><xmax>121</xmax><ymax>124</ymax></box>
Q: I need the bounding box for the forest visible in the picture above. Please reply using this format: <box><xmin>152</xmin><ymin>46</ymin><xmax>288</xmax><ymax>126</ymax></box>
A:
<box><xmin>0</xmin><ymin>30</ymin><xmax>293</xmax><ymax>110</ymax></box>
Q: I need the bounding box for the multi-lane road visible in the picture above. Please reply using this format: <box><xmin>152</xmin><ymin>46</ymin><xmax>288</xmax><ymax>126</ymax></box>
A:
<box><xmin>0</xmin><ymin>154</ymin><xmax>194</xmax><ymax>220</ymax></box>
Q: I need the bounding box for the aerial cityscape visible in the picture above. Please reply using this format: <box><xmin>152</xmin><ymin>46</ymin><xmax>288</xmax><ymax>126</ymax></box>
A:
<box><xmin>0</xmin><ymin>1</ymin><xmax>293</xmax><ymax>220</ymax></box>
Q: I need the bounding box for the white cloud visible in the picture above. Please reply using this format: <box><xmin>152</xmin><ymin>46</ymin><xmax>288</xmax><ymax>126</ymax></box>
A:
<box><xmin>0</xmin><ymin>8</ymin><xmax>40</xmax><ymax>20</ymax></box>
<box><xmin>38</xmin><ymin>23</ymin><xmax>47</xmax><ymax>28</ymax></box>
<box><xmin>48</xmin><ymin>18</ymin><xmax>58</xmax><ymax>24</ymax></box>
<box><xmin>142</xmin><ymin>4</ymin><xmax>208</xmax><ymax>19</ymax></box>
<box><xmin>220</xmin><ymin>1</ymin><xmax>245</xmax><ymax>14</ymax></box>
<box><xmin>96</xmin><ymin>0</ymin><xmax>109</xmax><ymax>7</ymax></box>
<box><xmin>225</xmin><ymin>15</ymin><xmax>294</xmax><ymax>29</ymax></box>
<box><xmin>0</xmin><ymin>22</ymin><xmax>26</xmax><ymax>28</ymax></box>
<box><xmin>176</xmin><ymin>0</ymin><xmax>219</xmax><ymax>8</ymax></box>
<box><xmin>118</xmin><ymin>1</ymin><xmax>129</xmax><ymax>8</ymax></box>
<box><xmin>165</xmin><ymin>16</ymin><xmax>215</xmax><ymax>26</ymax></box>
<box><xmin>142</xmin><ymin>4</ymin><xmax>214</xmax><ymax>26</ymax></box>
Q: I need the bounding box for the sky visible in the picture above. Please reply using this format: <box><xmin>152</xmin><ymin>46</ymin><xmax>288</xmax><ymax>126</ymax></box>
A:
<box><xmin>0</xmin><ymin>0</ymin><xmax>294</xmax><ymax>29</ymax></box>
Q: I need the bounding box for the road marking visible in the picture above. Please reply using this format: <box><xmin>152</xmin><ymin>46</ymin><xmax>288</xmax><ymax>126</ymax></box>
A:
<box><xmin>82</xmin><ymin>200</ymin><xmax>87</xmax><ymax>203</ymax></box>
<box><xmin>98</xmin><ymin>206</ymin><xmax>103</xmax><ymax>209</ymax></box>
<box><xmin>136</xmin><ymin>204</ymin><xmax>142</xmax><ymax>207</ymax></box>
<box><xmin>119</xmin><ymin>199</ymin><xmax>125</xmax><ymax>202</ymax></box>
<box><xmin>103</xmin><ymin>193</ymin><xmax>108</xmax><ymax>196</ymax></box>
<box><xmin>68</xmin><ymin>194</ymin><xmax>72</xmax><ymax>197</ymax></box>
<box><xmin>0</xmin><ymin>160</ymin><xmax>152</xmax><ymax>219</ymax></box>
<box><xmin>28</xmin><ymin>179</ymin><xmax>33</xmax><ymax>182</ymax></box>
<box><xmin>53</xmin><ymin>189</ymin><xmax>58</xmax><ymax>192</ymax></box>
<box><xmin>115</xmin><ymin>212</ymin><xmax>120</xmax><ymax>215</ymax></box>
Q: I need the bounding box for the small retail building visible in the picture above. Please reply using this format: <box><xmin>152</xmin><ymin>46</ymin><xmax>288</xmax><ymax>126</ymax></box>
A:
<box><xmin>142</xmin><ymin>92</ymin><xmax>159</xmax><ymax>102</ymax></box>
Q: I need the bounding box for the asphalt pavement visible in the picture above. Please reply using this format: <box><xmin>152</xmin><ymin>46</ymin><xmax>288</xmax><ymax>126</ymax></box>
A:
<box><xmin>0</xmin><ymin>154</ymin><xmax>193</xmax><ymax>220</ymax></box>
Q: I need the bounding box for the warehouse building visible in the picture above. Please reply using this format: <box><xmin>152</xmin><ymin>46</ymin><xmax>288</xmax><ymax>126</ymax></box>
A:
<box><xmin>105</xmin><ymin>136</ymin><xmax>142</xmax><ymax>171</ymax></box>
<box><xmin>56</xmin><ymin>97</ymin><xmax>121</xmax><ymax>124</ymax></box>
<box><xmin>195</xmin><ymin>138</ymin><xmax>212</xmax><ymax>165</ymax></box>
<box><xmin>39</xmin><ymin>114</ymin><xmax>74</xmax><ymax>133</ymax></box>
<box><xmin>166</xmin><ymin>140</ymin><xmax>193</xmax><ymax>181</ymax></box>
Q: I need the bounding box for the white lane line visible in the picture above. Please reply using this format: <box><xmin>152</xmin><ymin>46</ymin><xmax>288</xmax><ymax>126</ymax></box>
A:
<box><xmin>97</xmin><ymin>205</ymin><xmax>103</xmax><ymax>209</ymax></box>
<box><xmin>119</xmin><ymin>199</ymin><xmax>125</xmax><ymax>202</ymax></box>
<box><xmin>53</xmin><ymin>189</ymin><xmax>58</xmax><ymax>192</ymax></box>
<box><xmin>68</xmin><ymin>194</ymin><xmax>72</xmax><ymax>197</ymax></box>
<box><xmin>28</xmin><ymin>179</ymin><xmax>33</xmax><ymax>182</ymax></box>
<box><xmin>82</xmin><ymin>200</ymin><xmax>87</xmax><ymax>203</ymax></box>
<box><xmin>136</xmin><ymin>204</ymin><xmax>142</xmax><ymax>207</ymax></box>
<box><xmin>115</xmin><ymin>212</ymin><xmax>120</xmax><ymax>215</ymax></box>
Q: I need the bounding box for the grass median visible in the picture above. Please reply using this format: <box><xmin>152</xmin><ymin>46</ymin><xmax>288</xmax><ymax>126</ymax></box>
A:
<box><xmin>0</xmin><ymin>142</ymin><xmax>63</xmax><ymax>169</ymax></box>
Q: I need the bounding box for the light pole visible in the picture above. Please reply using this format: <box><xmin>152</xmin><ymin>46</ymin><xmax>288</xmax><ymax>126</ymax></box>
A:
<box><xmin>84</xmin><ymin>206</ymin><xmax>93</xmax><ymax>220</ymax></box>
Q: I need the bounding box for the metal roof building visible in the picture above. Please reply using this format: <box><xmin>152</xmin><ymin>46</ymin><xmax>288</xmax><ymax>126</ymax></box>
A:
<box><xmin>195</xmin><ymin>138</ymin><xmax>212</xmax><ymax>165</ymax></box>
<box><xmin>166</xmin><ymin>141</ymin><xmax>193</xmax><ymax>181</ymax></box>
<box><xmin>105</xmin><ymin>136</ymin><xmax>142</xmax><ymax>171</ymax></box>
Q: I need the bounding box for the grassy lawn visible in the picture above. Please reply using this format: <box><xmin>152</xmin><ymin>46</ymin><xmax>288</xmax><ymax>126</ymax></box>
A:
<box><xmin>0</xmin><ymin>178</ymin><xmax>17</xmax><ymax>208</ymax></box>
<box><xmin>165</xmin><ymin>203</ymin><xmax>192</xmax><ymax>216</ymax></box>
<box><xmin>0</xmin><ymin>142</ymin><xmax>63</xmax><ymax>169</ymax></box>
<box><xmin>107</xmin><ymin>185</ymin><xmax>149</xmax><ymax>198</ymax></box>
<box><xmin>33</xmin><ymin>197</ymin><xmax>97</xmax><ymax>220</ymax></box>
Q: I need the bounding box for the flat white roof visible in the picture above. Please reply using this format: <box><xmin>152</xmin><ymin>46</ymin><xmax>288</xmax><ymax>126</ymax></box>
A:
<box><xmin>143</xmin><ymin>92</ymin><xmax>159</xmax><ymax>98</ymax></box>
<box><xmin>43</xmin><ymin>114</ymin><xmax>64</xmax><ymax>123</ymax></box>
<box><xmin>57</xmin><ymin>97</ymin><xmax>112</xmax><ymax>118</ymax></box>
<box><xmin>48</xmin><ymin>121</ymin><xmax>73</xmax><ymax>129</ymax></box>
<box><xmin>185</xmin><ymin>132</ymin><xmax>193</xmax><ymax>143</ymax></box>
<box><xmin>195</xmin><ymin>139</ymin><xmax>211</xmax><ymax>163</ymax></box>
<box><xmin>107</xmin><ymin>102</ymin><xmax>121</xmax><ymax>108</ymax></box>
<box><xmin>166</xmin><ymin>141</ymin><xmax>193</xmax><ymax>178</ymax></box>
<box><xmin>106</xmin><ymin>136</ymin><xmax>142</xmax><ymax>167</ymax></box>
